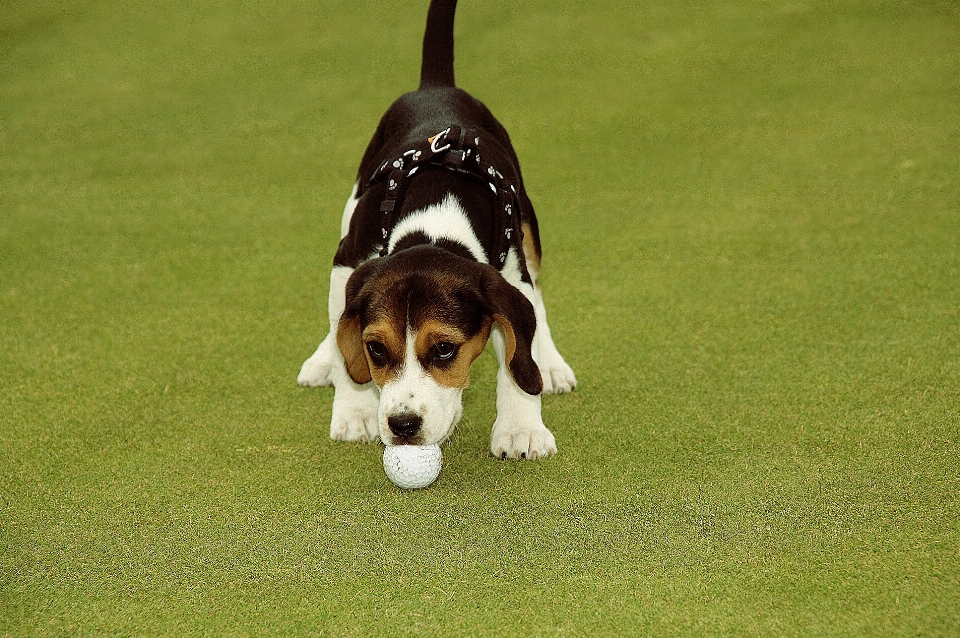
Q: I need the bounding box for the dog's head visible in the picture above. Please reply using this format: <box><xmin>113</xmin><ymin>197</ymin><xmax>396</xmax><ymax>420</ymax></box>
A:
<box><xmin>336</xmin><ymin>245</ymin><xmax>542</xmax><ymax>445</ymax></box>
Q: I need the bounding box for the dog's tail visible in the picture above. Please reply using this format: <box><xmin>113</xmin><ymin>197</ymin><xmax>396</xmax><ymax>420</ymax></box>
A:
<box><xmin>419</xmin><ymin>0</ymin><xmax>457</xmax><ymax>89</ymax></box>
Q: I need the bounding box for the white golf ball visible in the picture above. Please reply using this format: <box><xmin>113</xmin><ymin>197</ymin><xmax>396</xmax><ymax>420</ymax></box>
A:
<box><xmin>382</xmin><ymin>444</ymin><xmax>442</xmax><ymax>489</ymax></box>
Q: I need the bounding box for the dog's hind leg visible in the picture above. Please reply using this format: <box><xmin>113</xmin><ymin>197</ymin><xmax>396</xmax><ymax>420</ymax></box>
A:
<box><xmin>297</xmin><ymin>182</ymin><xmax>362</xmax><ymax>387</ymax></box>
<box><xmin>518</xmin><ymin>213</ymin><xmax>576</xmax><ymax>395</ymax></box>
<box><xmin>298</xmin><ymin>183</ymin><xmax>380</xmax><ymax>441</ymax></box>
<box><xmin>297</xmin><ymin>265</ymin><xmax>352</xmax><ymax>387</ymax></box>
<box><xmin>529</xmin><ymin>285</ymin><xmax>577</xmax><ymax>395</ymax></box>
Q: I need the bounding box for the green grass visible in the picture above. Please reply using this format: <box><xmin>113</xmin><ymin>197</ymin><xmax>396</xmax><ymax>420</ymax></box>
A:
<box><xmin>2</xmin><ymin>0</ymin><xmax>959</xmax><ymax>635</ymax></box>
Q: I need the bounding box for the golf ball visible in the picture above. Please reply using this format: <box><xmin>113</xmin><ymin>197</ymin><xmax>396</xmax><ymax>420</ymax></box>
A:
<box><xmin>382</xmin><ymin>444</ymin><xmax>442</xmax><ymax>489</ymax></box>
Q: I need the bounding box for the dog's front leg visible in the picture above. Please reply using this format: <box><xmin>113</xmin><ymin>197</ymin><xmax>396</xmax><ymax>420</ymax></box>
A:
<box><xmin>299</xmin><ymin>324</ymin><xmax>380</xmax><ymax>442</ymax></box>
<box><xmin>298</xmin><ymin>330</ymin><xmax>381</xmax><ymax>442</ymax></box>
<box><xmin>298</xmin><ymin>265</ymin><xmax>381</xmax><ymax>442</ymax></box>
<box><xmin>328</xmin><ymin>352</ymin><xmax>381</xmax><ymax>442</ymax></box>
<box><xmin>489</xmin><ymin>326</ymin><xmax>557</xmax><ymax>460</ymax></box>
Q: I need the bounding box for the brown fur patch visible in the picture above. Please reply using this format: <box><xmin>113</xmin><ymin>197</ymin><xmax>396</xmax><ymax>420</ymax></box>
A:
<box><xmin>337</xmin><ymin>244</ymin><xmax>542</xmax><ymax>394</ymax></box>
<box><xmin>415</xmin><ymin>319</ymin><xmax>492</xmax><ymax>388</ymax></box>
<box><xmin>336</xmin><ymin>315</ymin><xmax>372</xmax><ymax>384</ymax></box>
<box><xmin>492</xmin><ymin>312</ymin><xmax>517</xmax><ymax>371</ymax></box>
<box><xmin>362</xmin><ymin>318</ymin><xmax>406</xmax><ymax>387</ymax></box>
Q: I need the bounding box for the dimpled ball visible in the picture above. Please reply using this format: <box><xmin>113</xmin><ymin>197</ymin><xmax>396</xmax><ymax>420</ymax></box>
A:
<box><xmin>382</xmin><ymin>444</ymin><xmax>442</xmax><ymax>489</ymax></box>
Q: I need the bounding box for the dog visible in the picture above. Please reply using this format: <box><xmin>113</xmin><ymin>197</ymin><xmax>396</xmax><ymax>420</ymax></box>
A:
<box><xmin>298</xmin><ymin>0</ymin><xmax>576</xmax><ymax>460</ymax></box>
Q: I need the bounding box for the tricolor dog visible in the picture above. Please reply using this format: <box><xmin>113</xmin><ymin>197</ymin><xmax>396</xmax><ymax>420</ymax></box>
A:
<box><xmin>298</xmin><ymin>0</ymin><xmax>576</xmax><ymax>460</ymax></box>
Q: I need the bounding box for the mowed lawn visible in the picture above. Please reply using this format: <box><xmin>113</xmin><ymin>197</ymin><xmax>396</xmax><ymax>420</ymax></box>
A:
<box><xmin>2</xmin><ymin>0</ymin><xmax>958</xmax><ymax>635</ymax></box>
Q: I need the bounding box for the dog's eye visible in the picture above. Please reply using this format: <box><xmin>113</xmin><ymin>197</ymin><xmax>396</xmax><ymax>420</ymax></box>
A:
<box><xmin>433</xmin><ymin>342</ymin><xmax>457</xmax><ymax>361</ymax></box>
<box><xmin>366</xmin><ymin>341</ymin><xmax>387</xmax><ymax>365</ymax></box>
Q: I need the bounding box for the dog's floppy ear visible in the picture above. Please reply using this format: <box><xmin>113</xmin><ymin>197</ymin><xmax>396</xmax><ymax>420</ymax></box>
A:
<box><xmin>336</xmin><ymin>313</ymin><xmax>371</xmax><ymax>385</ymax></box>
<box><xmin>480</xmin><ymin>265</ymin><xmax>543</xmax><ymax>395</ymax></box>
<box><xmin>335</xmin><ymin>261</ymin><xmax>379</xmax><ymax>385</ymax></box>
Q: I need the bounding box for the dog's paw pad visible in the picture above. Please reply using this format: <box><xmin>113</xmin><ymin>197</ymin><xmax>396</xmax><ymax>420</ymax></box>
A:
<box><xmin>330</xmin><ymin>406</ymin><xmax>379</xmax><ymax>442</ymax></box>
<box><xmin>329</xmin><ymin>384</ymin><xmax>380</xmax><ymax>442</ymax></box>
<box><xmin>490</xmin><ymin>421</ymin><xmax>556</xmax><ymax>460</ymax></box>
<box><xmin>299</xmin><ymin>361</ymin><xmax>332</xmax><ymax>387</ymax></box>
<box><xmin>298</xmin><ymin>345</ymin><xmax>335</xmax><ymax>387</ymax></box>
<box><xmin>541</xmin><ymin>361</ymin><xmax>577</xmax><ymax>395</ymax></box>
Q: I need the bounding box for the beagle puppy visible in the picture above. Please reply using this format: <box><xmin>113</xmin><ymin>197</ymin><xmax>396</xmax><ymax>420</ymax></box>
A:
<box><xmin>298</xmin><ymin>0</ymin><xmax>576</xmax><ymax>460</ymax></box>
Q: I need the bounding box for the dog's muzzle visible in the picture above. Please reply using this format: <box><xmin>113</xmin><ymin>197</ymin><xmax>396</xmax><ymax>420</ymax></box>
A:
<box><xmin>388</xmin><ymin>412</ymin><xmax>423</xmax><ymax>438</ymax></box>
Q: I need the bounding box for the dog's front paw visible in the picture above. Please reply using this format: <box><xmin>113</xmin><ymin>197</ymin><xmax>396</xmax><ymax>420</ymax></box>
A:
<box><xmin>490</xmin><ymin>419</ymin><xmax>557</xmax><ymax>460</ymax></box>
<box><xmin>298</xmin><ymin>335</ymin><xmax>335</xmax><ymax>387</ymax></box>
<box><xmin>330</xmin><ymin>382</ymin><xmax>380</xmax><ymax>442</ymax></box>
<box><xmin>538</xmin><ymin>350</ymin><xmax>577</xmax><ymax>395</ymax></box>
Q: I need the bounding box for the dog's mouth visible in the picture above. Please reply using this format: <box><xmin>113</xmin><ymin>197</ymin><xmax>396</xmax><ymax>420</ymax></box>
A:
<box><xmin>380</xmin><ymin>389</ymin><xmax>463</xmax><ymax>447</ymax></box>
<box><xmin>389</xmin><ymin>433</ymin><xmax>425</xmax><ymax>446</ymax></box>
<box><xmin>385</xmin><ymin>418</ymin><xmax>458</xmax><ymax>447</ymax></box>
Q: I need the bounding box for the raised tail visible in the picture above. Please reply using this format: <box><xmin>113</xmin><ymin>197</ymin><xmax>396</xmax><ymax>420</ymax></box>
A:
<box><xmin>419</xmin><ymin>0</ymin><xmax>457</xmax><ymax>89</ymax></box>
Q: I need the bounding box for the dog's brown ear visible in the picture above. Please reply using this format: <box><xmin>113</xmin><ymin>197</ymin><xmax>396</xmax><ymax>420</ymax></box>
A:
<box><xmin>481</xmin><ymin>266</ymin><xmax>543</xmax><ymax>395</ymax></box>
<box><xmin>335</xmin><ymin>261</ymin><xmax>379</xmax><ymax>385</ymax></box>
<box><xmin>336</xmin><ymin>312</ymin><xmax>371</xmax><ymax>384</ymax></box>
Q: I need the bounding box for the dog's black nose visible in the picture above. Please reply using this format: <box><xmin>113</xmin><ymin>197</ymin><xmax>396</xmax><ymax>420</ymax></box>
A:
<box><xmin>388</xmin><ymin>413</ymin><xmax>422</xmax><ymax>438</ymax></box>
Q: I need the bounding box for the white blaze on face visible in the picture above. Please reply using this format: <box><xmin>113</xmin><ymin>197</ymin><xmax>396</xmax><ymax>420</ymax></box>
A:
<box><xmin>377</xmin><ymin>329</ymin><xmax>464</xmax><ymax>445</ymax></box>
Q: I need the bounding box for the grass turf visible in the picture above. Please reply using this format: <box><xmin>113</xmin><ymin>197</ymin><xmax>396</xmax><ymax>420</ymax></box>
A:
<box><xmin>2</xmin><ymin>0</ymin><xmax>959</xmax><ymax>635</ymax></box>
